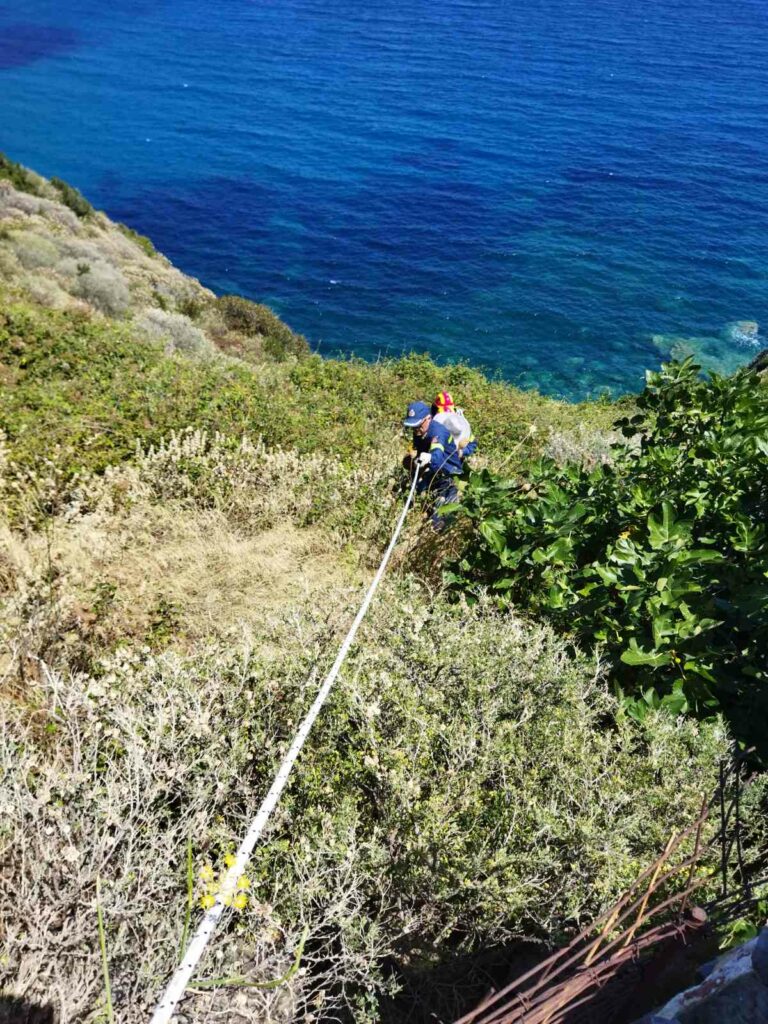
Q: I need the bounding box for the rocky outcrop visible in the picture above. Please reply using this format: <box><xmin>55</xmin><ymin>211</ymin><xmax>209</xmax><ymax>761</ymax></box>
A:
<box><xmin>729</xmin><ymin>320</ymin><xmax>760</xmax><ymax>346</ymax></box>
<box><xmin>636</xmin><ymin>927</ymin><xmax>768</xmax><ymax>1024</ymax></box>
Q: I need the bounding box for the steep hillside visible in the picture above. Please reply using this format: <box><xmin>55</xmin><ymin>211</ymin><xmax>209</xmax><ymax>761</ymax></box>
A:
<box><xmin>0</xmin><ymin>150</ymin><xmax>308</xmax><ymax>364</ymax></box>
<box><xmin>1</xmin><ymin>158</ymin><xmax>761</xmax><ymax>1024</ymax></box>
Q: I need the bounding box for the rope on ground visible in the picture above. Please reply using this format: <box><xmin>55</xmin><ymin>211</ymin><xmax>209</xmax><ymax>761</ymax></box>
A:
<box><xmin>149</xmin><ymin>466</ymin><xmax>422</xmax><ymax>1024</ymax></box>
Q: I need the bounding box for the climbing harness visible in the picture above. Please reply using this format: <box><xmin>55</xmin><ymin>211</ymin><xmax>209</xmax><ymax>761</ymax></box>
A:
<box><xmin>149</xmin><ymin>466</ymin><xmax>423</xmax><ymax>1023</ymax></box>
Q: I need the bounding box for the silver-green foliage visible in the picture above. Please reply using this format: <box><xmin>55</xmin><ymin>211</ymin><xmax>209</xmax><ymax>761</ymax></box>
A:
<box><xmin>9</xmin><ymin>230</ymin><xmax>59</xmax><ymax>270</ymax></box>
<box><xmin>131</xmin><ymin>428</ymin><xmax>400</xmax><ymax>542</ymax></box>
<box><xmin>70</xmin><ymin>260</ymin><xmax>131</xmax><ymax>316</ymax></box>
<box><xmin>1</xmin><ymin>581</ymin><xmax>733</xmax><ymax>1021</ymax></box>
<box><xmin>136</xmin><ymin>308</ymin><xmax>213</xmax><ymax>358</ymax></box>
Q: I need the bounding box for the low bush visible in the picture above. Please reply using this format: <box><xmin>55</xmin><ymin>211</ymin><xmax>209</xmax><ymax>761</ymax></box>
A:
<box><xmin>55</xmin><ymin>237</ymin><xmax>104</xmax><ymax>264</ymax></box>
<box><xmin>216</xmin><ymin>293</ymin><xmax>287</xmax><ymax>336</ymax></box>
<box><xmin>543</xmin><ymin>422</ymin><xmax>621</xmax><ymax>468</ymax></box>
<box><xmin>176</xmin><ymin>293</ymin><xmax>208</xmax><ymax>320</ymax></box>
<box><xmin>116</xmin><ymin>220</ymin><xmax>157</xmax><ymax>257</ymax></box>
<box><xmin>50</xmin><ymin>175</ymin><xmax>94</xmax><ymax>219</ymax></box>
<box><xmin>136</xmin><ymin>308</ymin><xmax>213</xmax><ymax>358</ymax></box>
<box><xmin>0</xmin><ymin>300</ymin><xmax>623</xmax><ymax>523</ymax></box>
<box><xmin>0</xmin><ymin>571</ymin><xmax>737</xmax><ymax>1022</ymax></box>
<box><xmin>0</xmin><ymin>302</ymin><xmax>286</xmax><ymax>505</ymax></box>
<box><xmin>0</xmin><ymin>151</ymin><xmax>48</xmax><ymax>198</ymax></box>
<box><xmin>132</xmin><ymin>428</ymin><xmax>398</xmax><ymax>541</ymax></box>
<box><xmin>448</xmin><ymin>359</ymin><xmax>768</xmax><ymax>755</ymax></box>
<box><xmin>9</xmin><ymin>231</ymin><xmax>58</xmax><ymax>270</ymax></box>
<box><xmin>22</xmin><ymin>275</ymin><xmax>70</xmax><ymax>309</ymax></box>
<box><xmin>284</xmin><ymin>352</ymin><xmax>624</xmax><ymax>470</ymax></box>
<box><xmin>70</xmin><ymin>261</ymin><xmax>131</xmax><ymax>316</ymax></box>
<box><xmin>0</xmin><ymin>246</ymin><xmax>20</xmax><ymax>280</ymax></box>
<box><xmin>216</xmin><ymin>294</ymin><xmax>310</xmax><ymax>360</ymax></box>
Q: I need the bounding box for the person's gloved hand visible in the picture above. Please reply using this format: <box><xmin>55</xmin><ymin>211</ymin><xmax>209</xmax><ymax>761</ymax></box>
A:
<box><xmin>416</xmin><ymin>451</ymin><xmax>432</xmax><ymax>468</ymax></box>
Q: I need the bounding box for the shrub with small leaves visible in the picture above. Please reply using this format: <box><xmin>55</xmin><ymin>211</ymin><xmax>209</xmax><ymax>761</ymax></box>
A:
<box><xmin>136</xmin><ymin>308</ymin><xmax>213</xmax><ymax>358</ymax></box>
<box><xmin>10</xmin><ymin>231</ymin><xmax>58</xmax><ymax>270</ymax></box>
<box><xmin>0</xmin><ymin>574</ymin><xmax>743</xmax><ymax>1023</ymax></box>
<box><xmin>0</xmin><ymin>151</ymin><xmax>49</xmax><ymax>197</ymax></box>
<box><xmin>0</xmin><ymin>299</ymin><xmax>620</xmax><ymax>519</ymax></box>
<box><xmin>50</xmin><ymin>176</ymin><xmax>94</xmax><ymax>218</ymax></box>
<box><xmin>544</xmin><ymin>422</ymin><xmax>621</xmax><ymax>469</ymax></box>
<box><xmin>216</xmin><ymin>294</ymin><xmax>309</xmax><ymax>360</ymax></box>
<box><xmin>116</xmin><ymin>221</ymin><xmax>156</xmax><ymax>257</ymax></box>
<box><xmin>71</xmin><ymin>261</ymin><xmax>131</xmax><ymax>316</ymax></box>
<box><xmin>134</xmin><ymin>428</ymin><xmax>398</xmax><ymax>541</ymax></box>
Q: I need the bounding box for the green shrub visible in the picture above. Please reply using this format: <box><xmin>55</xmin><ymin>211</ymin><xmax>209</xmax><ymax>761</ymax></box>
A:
<box><xmin>447</xmin><ymin>359</ymin><xmax>768</xmax><ymax>754</ymax></box>
<box><xmin>50</xmin><ymin>176</ymin><xmax>94</xmax><ymax>218</ymax></box>
<box><xmin>176</xmin><ymin>294</ymin><xmax>208</xmax><ymax>320</ymax></box>
<box><xmin>216</xmin><ymin>293</ymin><xmax>283</xmax><ymax>334</ymax></box>
<box><xmin>0</xmin><ymin>578</ymin><xmax>735</xmax><ymax>1022</ymax></box>
<box><xmin>116</xmin><ymin>221</ymin><xmax>157</xmax><ymax>257</ymax></box>
<box><xmin>0</xmin><ymin>299</ymin><xmax>624</xmax><ymax>521</ymax></box>
<box><xmin>263</xmin><ymin>328</ymin><xmax>310</xmax><ymax>361</ymax></box>
<box><xmin>0</xmin><ymin>151</ymin><xmax>47</xmax><ymax>197</ymax></box>
<box><xmin>215</xmin><ymin>294</ymin><xmax>310</xmax><ymax>360</ymax></box>
<box><xmin>285</xmin><ymin>352</ymin><xmax>624</xmax><ymax>471</ymax></box>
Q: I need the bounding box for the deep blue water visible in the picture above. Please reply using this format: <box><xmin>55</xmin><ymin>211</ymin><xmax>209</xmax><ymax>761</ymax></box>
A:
<box><xmin>1</xmin><ymin>0</ymin><xmax>767</xmax><ymax>398</ymax></box>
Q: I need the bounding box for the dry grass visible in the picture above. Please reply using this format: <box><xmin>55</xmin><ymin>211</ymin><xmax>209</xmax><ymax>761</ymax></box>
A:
<box><xmin>3</xmin><ymin>501</ymin><xmax>362</xmax><ymax>651</ymax></box>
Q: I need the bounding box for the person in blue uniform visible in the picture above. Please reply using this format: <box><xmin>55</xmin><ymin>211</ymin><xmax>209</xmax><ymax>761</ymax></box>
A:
<box><xmin>402</xmin><ymin>400</ymin><xmax>465</xmax><ymax>531</ymax></box>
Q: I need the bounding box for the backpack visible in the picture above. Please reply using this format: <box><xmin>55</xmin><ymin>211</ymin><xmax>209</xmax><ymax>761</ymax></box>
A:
<box><xmin>434</xmin><ymin>408</ymin><xmax>472</xmax><ymax>447</ymax></box>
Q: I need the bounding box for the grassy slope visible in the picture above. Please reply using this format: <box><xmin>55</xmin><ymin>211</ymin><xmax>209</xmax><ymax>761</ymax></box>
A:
<box><xmin>0</xmin><ymin>162</ymin><xmax>748</xmax><ymax>1024</ymax></box>
<box><xmin>0</xmin><ymin>299</ymin><xmax>619</xmax><ymax>490</ymax></box>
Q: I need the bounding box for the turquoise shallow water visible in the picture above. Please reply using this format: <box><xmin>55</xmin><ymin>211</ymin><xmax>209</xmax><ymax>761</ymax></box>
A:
<box><xmin>1</xmin><ymin>0</ymin><xmax>767</xmax><ymax>397</ymax></box>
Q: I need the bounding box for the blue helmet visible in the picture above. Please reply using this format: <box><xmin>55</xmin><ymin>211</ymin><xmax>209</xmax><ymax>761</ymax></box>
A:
<box><xmin>403</xmin><ymin>401</ymin><xmax>431</xmax><ymax>427</ymax></box>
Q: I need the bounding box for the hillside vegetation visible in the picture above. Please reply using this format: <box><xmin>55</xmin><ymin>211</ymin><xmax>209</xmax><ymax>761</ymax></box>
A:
<box><xmin>448</xmin><ymin>358</ymin><xmax>768</xmax><ymax>756</ymax></box>
<box><xmin>1</xmin><ymin>159</ymin><xmax>764</xmax><ymax>1024</ymax></box>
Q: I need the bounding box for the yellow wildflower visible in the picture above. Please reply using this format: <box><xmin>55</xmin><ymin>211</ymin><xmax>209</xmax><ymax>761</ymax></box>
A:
<box><xmin>233</xmin><ymin>892</ymin><xmax>248</xmax><ymax>911</ymax></box>
<box><xmin>198</xmin><ymin>863</ymin><xmax>215</xmax><ymax>884</ymax></box>
<box><xmin>200</xmin><ymin>893</ymin><xmax>215</xmax><ymax>910</ymax></box>
<box><xmin>236</xmin><ymin>874</ymin><xmax>251</xmax><ymax>891</ymax></box>
<box><xmin>224</xmin><ymin>853</ymin><xmax>237</xmax><ymax>869</ymax></box>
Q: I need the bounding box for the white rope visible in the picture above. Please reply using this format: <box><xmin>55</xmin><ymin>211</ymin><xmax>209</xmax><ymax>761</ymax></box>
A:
<box><xmin>149</xmin><ymin>467</ymin><xmax>422</xmax><ymax>1023</ymax></box>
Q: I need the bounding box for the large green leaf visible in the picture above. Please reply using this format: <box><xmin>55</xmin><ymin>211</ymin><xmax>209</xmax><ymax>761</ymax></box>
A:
<box><xmin>448</xmin><ymin>359</ymin><xmax>768</xmax><ymax>755</ymax></box>
<box><xmin>651</xmin><ymin>614</ymin><xmax>675</xmax><ymax>648</ymax></box>
<box><xmin>479</xmin><ymin>519</ymin><xmax>506</xmax><ymax>554</ymax></box>
<box><xmin>620</xmin><ymin>639</ymin><xmax>672</xmax><ymax>667</ymax></box>
<box><xmin>647</xmin><ymin>502</ymin><xmax>691</xmax><ymax>549</ymax></box>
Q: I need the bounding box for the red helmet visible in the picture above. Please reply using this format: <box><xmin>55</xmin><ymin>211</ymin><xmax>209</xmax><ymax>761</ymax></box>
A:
<box><xmin>434</xmin><ymin>390</ymin><xmax>454</xmax><ymax>413</ymax></box>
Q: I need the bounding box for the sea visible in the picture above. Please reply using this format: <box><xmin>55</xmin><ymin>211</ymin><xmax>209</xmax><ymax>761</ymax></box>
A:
<box><xmin>1</xmin><ymin>0</ymin><xmax>767</xmax><ymax>399</ymax></box>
